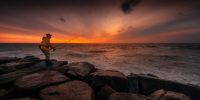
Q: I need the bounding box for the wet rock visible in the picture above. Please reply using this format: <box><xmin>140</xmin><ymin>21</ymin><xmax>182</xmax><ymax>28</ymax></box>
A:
<box><xmin>0</xmin><ymin>61</ymin><xmax>47</xmax><ymax>87</ymax></box>
<box><xmin>10</xmin><ymin>97</ymin><xmax>37</xmax><ymax>100</ymax></box>
<box><xmin>0</xmin><ymin>61</ymin><xmax>36</xmax><ymax>74</ymax></box>
<box><xmin>67</xmin><ymin>62</ymin><xmax>95</xmax><ymax>78</ymax></box>
<box><xmin>50</xmin><ymin>60</ymin><xmax>68</xmax><ymax>68</ymax></box>
<box><xmin>109</xmin><ymin>92</ymin><xmax>147</xmax><ymax>100</ymax></box>
<box><xmin>149</xmin><ymin>89</ymin><xmax>166</xmax><ymax>99</ymax></box>
<box><xmin>149</xmin><ymin>89</ymin><xmax>191</xmax><ymax>100</ymax></box>
<box><xmin>58</xmin><ymin>62</ymin><xmax>95</xmax><ymax>79</ymax></box>
<box><xmin>88</xmin><ymin>70</ymin><xmax>128</xmax><ymax>92</ymax></box>
<box><xmin>127</xmin><ymin>73</ymin><xmax>139</xmax><ymax>93</ymax></box>
<box><xmin>128</xmin><ymin>73</ymin><xmax>200</xmax><ymax>100</ymax></box>
<box><xmin>40</xmin><ymin>80</ymin><xmax>94</xmax><ymax>100</ymax></box>
<box><xmin>144</xmin><ymin>73</ymin><xmax>159</xmax><ymax>78</ymax></box>
<box><xmin>20</xmin><ymin>56</ymin><xmax>40</xmax><ymax>62</ymax></box>
<box><xmin>0</xmin><ymin>89</ymin><xmax>8</xmax><ymax>99</ymax></box>
<box><xmin>164</xmin><ymin>91</ymin><xmax>191</xmax><ymax>100</ymax></box>
<box><xmin>97</xmin><ymin>85</ymin><xmax>116</xmax><ymax>100</ymax></box>
<box><xmin>15</xmin><ymin>71</ymin><xmax>70</xmax><ymax>90</ymax></box>
<box><xmin>65</xmin><ymin>70</ymin><xmax>78</xmax><ymax>79</ymax></box>
<box><xmin>0</xmin><ymin>57</ymin><xmax>19</xmax><ymax>64</ymax></box>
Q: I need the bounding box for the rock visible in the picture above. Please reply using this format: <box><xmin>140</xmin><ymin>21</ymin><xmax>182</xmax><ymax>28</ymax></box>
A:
<box><xmin>50</xmin><ymin>60</ymin><xmax>68</xmax><ymax>68</ymax></box>
<box><xmin>40</xmin><ymin>80</ymin><xmax>94</xmax><ymax>100</ymax></box>
<box><xmin>10</xmin><ymin>97</ymin><xmax>37</xmax><ymax>100</ymax></box>
<box><xmin>20</xmin><ymin>56</ymin><xmax>40</xmax><ymax>62</ymax></box>
<box><xmin>15</xmin><ymin>71</ymin><xmax>70</xmax><ymax>90</ymax></box>
<box><xmin>61</xmin><ymin>62</ymin><xmax>95</xmax><ymax>79</ymax></box>
<box><xmin>128</xmin><ymin>73</ymin><xmax>200</xmax><ymax>100</ymax></box>
<box><xmin>0</xmin><ymin>89</ymin><xmax>8</xmax><ymax>99</ymax></box>
<box><xmin>0</xmin><ymin>61</ymin><xmax>37</xmax><ymax>74</ymax></box>
<box><xmin>164</xmin><ymin>91</ymin><xmax>191</xmax><ymax>100</ymax></box>
<box><xmin>0</xmin><ymin>61</ymin><xmax>47</xmax><ymax>87</ymax></box>
<box><xmin>97</xmin><ymin>85</ymin><xmax>116</xmax><ymax>100</ymax></box>
<box><xmin>127</xmin><ymin>73</ymin><xmax>139</xmax><ymax>93</ymax></box>
<box><xmin>149</xmin><ymin>89</ymin><xmax>191</xmax><ymax>100</ymax></box>
<box><xmin>88</xmin><ymin>70</ymin><xmax>128</xmax><ymax>92</ymax></box>
<box><xmin>149</xmin><ymin>89</ymin><xmax>166</xmax><ymax>100</ymax></box>
<box><xmin>0</xmin><ymin>57</ymin><xmax>19</xmax><ymax>64</ymax></box>
<box><xmin>143</xmin><ymin>73</ymin><xmax>159</xmax><ymax>78</ymax></box>
<box><xmin>109</xmin><ymin>92</ymin><xmax>147</xmax><ymax>100</ymax></box>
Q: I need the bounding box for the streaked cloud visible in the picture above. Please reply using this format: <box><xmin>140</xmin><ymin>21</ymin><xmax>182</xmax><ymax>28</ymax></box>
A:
<box><xmin>0</xmin><ymin>0</ymin><xmax>199</xmax><ymax>43</ymax></box>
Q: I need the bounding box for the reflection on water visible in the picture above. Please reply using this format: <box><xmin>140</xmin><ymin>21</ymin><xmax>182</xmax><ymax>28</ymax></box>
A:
<box><xmin>0</xmin><ymin>43</ymin><xmax>200</xmax><ymax>86</ymax></box>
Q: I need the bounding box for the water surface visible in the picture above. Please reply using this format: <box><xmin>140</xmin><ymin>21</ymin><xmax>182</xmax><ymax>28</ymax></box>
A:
<box><xmin>0</xmin><ymin>43</ymin><xmax>200</xmax><ymax>86</ymax></box>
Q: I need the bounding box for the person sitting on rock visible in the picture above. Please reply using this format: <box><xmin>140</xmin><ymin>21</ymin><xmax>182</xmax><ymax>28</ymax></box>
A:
<box><xmin>39</xmin><ymin>33</ymin><xmax>56</xmax><ymax>66</ymax></box>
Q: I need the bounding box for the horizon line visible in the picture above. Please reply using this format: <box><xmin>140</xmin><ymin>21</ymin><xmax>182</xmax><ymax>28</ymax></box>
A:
<box><xmin>0</xmin><ymin>42</ymin><xmax>200</xmax><ymax>44</ymax></box>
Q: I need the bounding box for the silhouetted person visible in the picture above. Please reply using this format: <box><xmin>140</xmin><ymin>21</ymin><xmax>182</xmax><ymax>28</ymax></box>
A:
<box><xmin>39</xmin><ymin>33</ymin><xmax>56</xmax><ymax>66</ymax></box>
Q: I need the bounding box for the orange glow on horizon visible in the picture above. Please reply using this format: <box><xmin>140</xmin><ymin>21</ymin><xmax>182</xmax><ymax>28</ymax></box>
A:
<box><xmin>0</xmin><ymin>33</ymin><xmax>109</xmax><ymax>43</ymax></box>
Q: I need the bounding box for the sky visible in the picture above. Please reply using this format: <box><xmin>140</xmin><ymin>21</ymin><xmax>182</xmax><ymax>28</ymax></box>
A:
<box><xmin>0</xmin><ymin>0</ymin><xmax>200</xmax><ymax>43</ymax></box>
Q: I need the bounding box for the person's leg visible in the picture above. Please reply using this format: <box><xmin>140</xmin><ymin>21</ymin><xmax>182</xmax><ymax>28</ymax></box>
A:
<box><xmin>42</xmin><ymin>50</ymin><xmax>51</xmax><ymax>66</ymax></box>
<box><xmin>45</xmin><ymin>51</ymin><xmax>50</xmax><ymax>60</ymax></box>
<box><xmin>45</xmin><ymin>51</ymin><xmax>53</xmax><ymax>66</ymax></box>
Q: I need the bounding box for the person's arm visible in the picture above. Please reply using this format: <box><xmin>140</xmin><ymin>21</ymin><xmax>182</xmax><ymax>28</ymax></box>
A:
<box><xmin>47</xmin><ymin>39</ymin><xmax>56</xmax><ymax>51</ymax></box>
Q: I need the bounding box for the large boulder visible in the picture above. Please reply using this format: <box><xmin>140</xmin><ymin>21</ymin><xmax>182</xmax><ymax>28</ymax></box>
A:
<box><xmin>149</xmin><ymin>89</ymin><xmax>166</xmax><ymax>100</ymax></box>
<box><xmin>0</xmin><ymin>89</ymin><xmax>9</xmax><ymax>99</ymax></box>
<box><xmin>128</xmin><ymin>73</ymin><xmax>200</xmax><ymax>100</ymax></box>
<box><xmin>0</xmin><ymin>61</ymin><xmax>36</xmax><ymax>74</ymax></box>
<box><xmin>58</xmin><ymin>62</ymin><xmax>95</xmax><ymax>79</ymax></box>
<box><xmin>149</xmin><ymin>89</ymin><xmax>191</xmax><ymax>100</ymax></box>
<box><xmin>40</xmin><ymin>80</ymin><xmax>94</xmax><ymax>100</ymax></box>
<box><xmin>19</xmin><ymin>56</ymin><xmax>40</xmax><ymax>62</ymax></box>
<box><xmin>164</xmin><ymin>91</ymin><xmax>191</xmax><ymax>100</ymax></box>
<box><xmin>88</xmin><ymin>70</ymin><xmax>128</xmax><ymax>92</ymax></box>
<box><xmin>96</xmin><ymin>85</ymin><xmax>116</xmax><ymax>100</ymax></box>
<box><xmin>49</xmin><ymin>60</ymin><xmax>68</xmax><ymax>68</ymax></box>
<box><xmin>15</xmin><ymin>71</ymin><xmax>70</xmax><ymax>90</ymax></box>
<box><xmin>0</xmin><ymin>57</ymin><xmax>19</xmax><ymax>64</ymax></box>
<box><xmin>109</xmin><ymin>92</ymin><xmax>147</xmax><ymax>100</ymax></box>
<box><xmin>0</xmin><ymin>61</ymin><xmax>47</xmax><ymax>87</ymax></box>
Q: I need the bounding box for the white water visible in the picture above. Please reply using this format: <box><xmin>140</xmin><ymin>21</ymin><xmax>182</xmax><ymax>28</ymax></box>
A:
<box><xmin>0</xmin><ymin>43</ymin><xmax>200</xmax><ymax>86</ymax></box>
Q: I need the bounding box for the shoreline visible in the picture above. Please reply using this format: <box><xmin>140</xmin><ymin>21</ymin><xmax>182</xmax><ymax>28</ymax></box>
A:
<box><xmin>0</xmin><ymin>56</ymin><xmax>199</xmax><ymax>100</ymax></box>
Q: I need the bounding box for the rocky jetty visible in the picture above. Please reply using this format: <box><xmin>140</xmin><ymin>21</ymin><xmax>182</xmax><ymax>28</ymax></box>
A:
<box><xmin>0</xmin><ymin>56</ymin><xmax>199</xmax><ymax>100</ymax></box>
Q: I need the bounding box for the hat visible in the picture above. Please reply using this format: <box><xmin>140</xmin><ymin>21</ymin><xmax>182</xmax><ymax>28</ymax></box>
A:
<box><xmin>46</xmin><ymin>33</ymin><xmax>52</xmax><ymax>37</ymax></box>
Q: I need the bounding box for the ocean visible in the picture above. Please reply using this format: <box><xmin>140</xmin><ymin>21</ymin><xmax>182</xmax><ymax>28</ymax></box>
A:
<box><xmin>0</xmin><ymin>43</ymin><xmax>200</xmax><ymax>86</ymax></box>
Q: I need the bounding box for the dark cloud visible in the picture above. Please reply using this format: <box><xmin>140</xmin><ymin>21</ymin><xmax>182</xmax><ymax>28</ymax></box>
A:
<box><xmin>0</xmin><ymin>0</ymin><xmax>200</xmax><ymax>43</ymax></box>
<box><xmin>121</xmin><ymin>0</ymin><xmax>142</xmax><ymax>14</ymax></box>
<box><xmin>178</xmin><ymin>12</ymin><xmax>184</xmax><ymax>16</ymax></box>
<box><xmin>59</xmin><ymin>18</ymin><xmax>66</xmax><ymax>23</ymax></box>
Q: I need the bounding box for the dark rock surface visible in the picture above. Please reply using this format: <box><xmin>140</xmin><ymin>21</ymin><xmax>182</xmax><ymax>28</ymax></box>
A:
<box><xmin>15</xmin><ymin>70</ymin><xmax>70</xmax><ymax>90</ymax></box>
<box><xmin>0</xmin><ymin>89</ymin><xmax>9</xmax><ymax>99</ymax></box>
<box><xmin>49</xmin><ymin>60</ymin><xmax>68</xmax><ymax>68</ymax></box>
<box><xmin>10</xmin><ymin>97</ymin><xmax>37</xmax><ymax>100</ymax></box>
<box><xmin>0</xmin><ymin>61</ymin><xmax>37</xmax><ymax>74</ymax></box>
<box><xmin>96</xmin><ymin>85</ymin><xmax>116</xmax><ymax>100</ymax></box>
<box><xmin>109</xmin><ymin>92</ymin><xmax>147</xmax><ymax>100</ymax></box>
<box><xmin>0</xmin><ymin>61</ymin><xmax>46</xmax><ymax>87</ymax></box>
<box><xmin>88</xmin><ymin>70</ymin><xmax>128</xmax><ymax>92</ymax></box>
<box><xmin>59</xmin><ymin>62</ymin><xmax>96</xmax><ymax>79</ymax></box>
<box><xmin>149</xmin><ymin>89</ymin><xmax>191</xmax><ymax>100</ymax></box>
<box><xmin>0</xmin><ymin>56</ymin><xmax>40</xmax><ymax>74</ymax></box>
<box><xmin>40</xmin><ymin>80</ymin><xmax>94</xmax><ymax>100</ymax></box>
<box><xmin>0</xmin><ymin>57</ymin><xmax>19</xmax><ymax>64</ymax></box>
<box><xmin>149</xmin><ymin>89</ymin><xmax>166</xmax><ymax>99</ymax></box>
<box><xmin>128</xmin><ymin>73</ymin><xmax>200</xmax><ymax>100</ymax></box>
<box><xmin>0</xmin><ymin>56</ymin><xmax>197</xmax><ymax>100</ymax></box>
<box><xmin>11</xmin><ymin>97</ymin><xmax>37</xmax><ymax>100</ymax></box>
<box><xmin>19</xmin><ymin>56</ymin><xmax>40</xmax><ymax>62</ymax></box>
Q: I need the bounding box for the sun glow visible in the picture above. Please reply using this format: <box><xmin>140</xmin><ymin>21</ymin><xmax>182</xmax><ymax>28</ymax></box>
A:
<box><xmin>0</xmin><ymin>33</ymin><xmax>110</xmax><ymax>43</ymax></box>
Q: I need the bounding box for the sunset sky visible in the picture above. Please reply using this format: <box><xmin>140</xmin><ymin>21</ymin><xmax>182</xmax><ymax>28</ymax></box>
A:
<box><xmin>0</xmin><ymin>0</ymin><xmax>200</xmax><ymax>43</ymax></box>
